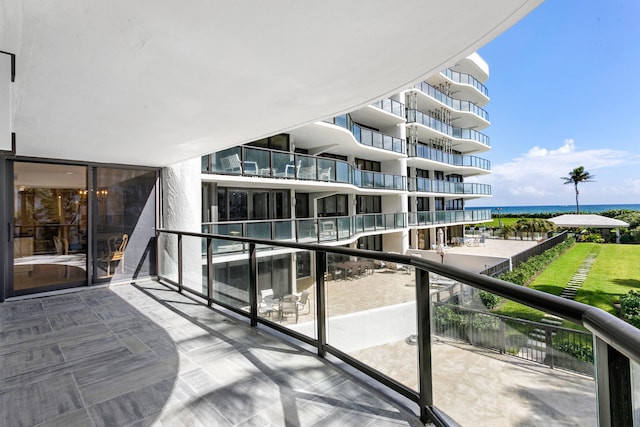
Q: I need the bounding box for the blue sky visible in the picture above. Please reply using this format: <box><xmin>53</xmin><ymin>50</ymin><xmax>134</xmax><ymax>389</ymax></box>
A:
<box><xmin>466</xmin><ymin>0</ymin><xmax>640</xmax><ymax>207</ymax></box>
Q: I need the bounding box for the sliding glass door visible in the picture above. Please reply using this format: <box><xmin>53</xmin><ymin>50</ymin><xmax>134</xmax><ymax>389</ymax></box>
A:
<box><xmin>12</xmin><ymin>162</ymin><xmax>88</xmax><ymax>293</ymax></box>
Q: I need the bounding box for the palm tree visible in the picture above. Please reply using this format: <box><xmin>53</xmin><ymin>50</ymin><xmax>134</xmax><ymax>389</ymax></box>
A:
<box><xmin>561</xmin><ymin>166</ymin><xmax>595</xmax><ymax>213</ymax></box>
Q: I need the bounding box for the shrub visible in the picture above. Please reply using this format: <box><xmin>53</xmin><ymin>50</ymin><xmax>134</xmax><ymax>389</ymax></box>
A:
<box><xmin>553</xmin><ymin>340</ymin><xmax>594</xmax><ymax>363</ymax></box>
<box><xmin>580</xmin><ymin>233</ymin><xmax>605</xmax><ymax>243</ymax></box>
<box><xmin>498</xmin><ymin>237</ymin><xmax>575</xmax><ymax>286</ymax></box>
<box><xmin>620</xmin><ymin>290</ymin><xmax>640</xmax><ymax>329</ymax></box>
<box><xmin>478</xmin><ymin>290</ymin><xmax>500</xmax><ymax>309</ymax></box>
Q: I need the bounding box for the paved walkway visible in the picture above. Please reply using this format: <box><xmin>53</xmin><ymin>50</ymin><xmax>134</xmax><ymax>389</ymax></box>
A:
<box><xmin>0</xmin><ymin>282</ymin><xmax>424</xmax><ymax>427</ymax></box>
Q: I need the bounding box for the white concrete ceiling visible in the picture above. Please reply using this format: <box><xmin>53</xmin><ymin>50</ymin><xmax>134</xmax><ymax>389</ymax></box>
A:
<box><xmin>1</xmin><ymin>0</ymin><xmax>541</xmax><ymax>167</ymax></box>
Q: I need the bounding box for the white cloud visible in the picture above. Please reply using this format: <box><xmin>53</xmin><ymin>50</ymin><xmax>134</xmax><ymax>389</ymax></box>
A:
<box><xmin>467</xmin><ymin>140</ymin><xmax>639</xmax><ymax>206</ymax></box>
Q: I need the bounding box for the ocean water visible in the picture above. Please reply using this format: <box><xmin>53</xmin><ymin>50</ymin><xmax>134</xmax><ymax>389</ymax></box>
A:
<box><xmin>469</xmin><ymin>204</ymin><xmax>640</xmax><ymax>215</ymax></box>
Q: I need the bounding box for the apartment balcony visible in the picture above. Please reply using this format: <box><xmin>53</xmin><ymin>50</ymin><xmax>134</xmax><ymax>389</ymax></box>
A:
<box><xmin>348</xmin><ymin>98</ymin><xmax>406</xmax><ymax>130</ymax></box>
<box><xmin>203</xmin><ymin>146</ymin><xmax>406</xmax><ymax>191</ymax></box>
<box><xmin>406</xmin><ymin>109</ymin><xmax>490</xmax><ymax>154</ymax></box>
<box><xmin>324</xmin><ymin>114</ymin><xmax>406</xmax><ymax>155</ymax></box>
<box><xmin>408</xmin><ymin>178</ymin><xmax>491</xmax><ymax>198</ymax></box>
<box><xmin>407</xmin><ymin>143</ymin><xmax>491</xmax><ymax>176</ymax></box>
<box><xmin>410</xmin><ymin>82</ymin><xmax>489</xmax><ymax>129</ymax></box>
<box><xmin>203</xmin><ymin>212</ymin><xmax>407</xmax><ymax>251</ymax></box>
<box><xmin>3</xmin><ymin>228</ymin><xmax>639</xmax><ymax>426</ymax></box>
<box><xmin>408</xmin><ymin>209</ymin><xmax>492</xmax><ymax>227</ymax></box>
<box><xmin>434</xmin><ymin>68</ymin><xmax>490</xmax><ymax>107</ymax></box>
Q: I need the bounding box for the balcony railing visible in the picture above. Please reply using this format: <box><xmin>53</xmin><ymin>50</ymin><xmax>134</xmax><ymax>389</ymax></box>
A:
<box><xmin>371</xmin><ymin>98</ymin><xmax>405</xmax><ymax>118</ymax></box>
<box><xmin>203</xmin><ymin>213</ymin><xmax>406</xmax><ymax>252</ymax></box>
<box><xmin>442</xmin><ymin>68</ymin><xmax>489</xmax><ymax>97</ymax></box>
<box><xmin>408</xmin><ymin>209</ymin><xmax>492</xmax><ymax>226</ymax></box>
<box><xmin>408</xmin><ymin>178</ymin><xmax>491</xmax><ymax>196</ymax></box>
<box><xmin>406</xmin><ymin>109</ymin><xmax>490</xmax><ymax>147</ymax></box>
<box><xmin>204</xmin><ymin>146</ymin><xmax>406</xmax><ymax>191</ymax></box>
<box><xmin>325</xmin><ymin>114</ymin><xmax>406</xmax><ymax>154</ymax></box>
<box><xmin>157</xmin><ymin>229</ymin><xmax>640</xmax><ymax>426</ymax></box>
<box><xmin>413</xmin><ymin>82</ymin><xmax>489</xmax><ymax>121</ymax></box>
<box><xmin>408</xmin><ymin>143</ymin><xmax>491</xmax><ymax>171</ymax></box>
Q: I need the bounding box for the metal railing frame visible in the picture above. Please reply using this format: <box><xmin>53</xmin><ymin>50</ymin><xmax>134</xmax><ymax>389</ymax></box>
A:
<box><xmin>157</xmin><ymin>228</ymin><xmax>640</xmax><ymax>427</ymax></box>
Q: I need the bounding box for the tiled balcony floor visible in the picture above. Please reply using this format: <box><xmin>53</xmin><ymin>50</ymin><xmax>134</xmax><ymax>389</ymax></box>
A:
<box><xmin>0</xmin><ymin>282</ymin><xmax>425</xmax><ymax>427</ymax></box>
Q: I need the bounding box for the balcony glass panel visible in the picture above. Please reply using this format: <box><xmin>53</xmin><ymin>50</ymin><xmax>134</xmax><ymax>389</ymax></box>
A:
<box><xmin>158</xmin><ymin>232</ymin><xmax>178</xmax><ymax>284</ymax></box>
<box><xmin>317</xmin><ymin>158</ymin><xmax>335</xmax><ymax>182</ymax></box>
<box><xmin>373</xmin><ymin>173</ymin><xmax>384</xmax><ymax>189</ymax></box>
<box><xmin>335</xmin><ymin>161</ymin><xmax>350</xmax><ymax>183</ymax></box>
<box><xmin>211</xmin><ymin>147</ymin><xmax>242</xmax><ymax>174</ymax></box>
<box><xmin>363</xmin><ymin>215</ymin><xmax>375</xmax><ymax>231</ymax></box>
<box><xmin>243</xmin><ymin>147</ymin><xmax>270</xmax><ymax>176</ymax></box>
<box><xmin>430</xmin><ymin>279</ymin><xmax>596</xmax><ymax>425</ymax></box>
<box><xmin>318</xmin><ymin>219</ymin><xmax>338</xmax><ymax>242</ymax></box>
<box><xmin>273</xmin><ymin>220</ymin><xmax>294</xmax><ymax>241</ymax></box>
<box><xmin>325</xmin><ymin>253</ymin><xmax>418</xmax><ymax>391</ymax></box>
<box><xmin>246</xmin><ymin>221</ymin><xmax>271</xmax><ymax>241</ymax></box>
<box><xmin>272</xmin><ymin>151</ymin><xmax>296</xmax><ymax>178</ymax></box>
<box><xmin>337</xmin><ymin>217</ymin><xmax>351</xmax><ymax>239</ymax></box>
<box><xmin>297</xmin><ymin>219</ymin><xmax>317</xmax><ymax>243</ymax></box>
<box><xmin>211</xmin><ymin>255</ymin><xmax>249</xmax><ymax>310</ymax></box>
<box><xmin>297</xmin><ymin>156</ymin><xmax>317</xmax><ymax>180</ymax></box>
<box><xmin>211</xmin><ymin>223</ymin><xmax>244</xmax><ymax>254</ymax></box>
<box><xmin>360</xmin><ymin>128</ymin><xmax>372</xmax><ymax>146</ymax></box>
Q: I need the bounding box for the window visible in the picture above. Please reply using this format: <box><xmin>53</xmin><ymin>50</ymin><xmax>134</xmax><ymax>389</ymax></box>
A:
<box><xmin>247</xmin><ymin>134</ymin><xmax>290</xmax><ymax>152</ymax></box>
<box><xmin>317</xmin><ymin>195</ymin><xmax>348</xmax><ymax>217</ymax></box>
<box><xmin>356</xmin><ymin>195</ymin><xmax>381</xmax><ymax>214</ymax></box>
<box><xmin>355</xmin><ymin>158</ymin><xmax>381</xmax><ymax>172</ymax></box>
<box><xmin>358</xmin><ymin>235</ymin><xmax>382</xmax><ymax>251</ymax></box>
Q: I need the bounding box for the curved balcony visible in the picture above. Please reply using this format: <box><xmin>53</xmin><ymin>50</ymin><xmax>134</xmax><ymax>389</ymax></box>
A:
<box><xmin>204</xmin><ymin>146</ymin><xmax>406</xmax><ymax>191</ymax></box>
<box><xmin>413</xmin><ymin>81</ymin><xmax>489</xmax><ymax>122</ymax></box>
<box><xmin>442</xmin><ymin>68</ymin><xmax>488</xmax><ymax>98</ymax></box>
<box><xmin>408</xmin><ymin>178</ymin><xmax>491</xmax><ymax>196</ymax></box>
<box><xmin>371</xmin><ymin>98</ymin><xmax>405</xmax><ymax>118</ymax></box>
<box><xmin>408</xmin><ymin>143</ymin><xmax>490</xmax><ymax>171</ymax></box>
<box><xmin>325</xmin><ymin>114</ymin><xmax>406</xmax><ymax>154</ymax></box>
<box><xmin>406</xmin><ymin>109</ymin><xmax>490</xmax><ymax>149</ymax></box>
<box><xmin>203</xmin><ymin>212</ymin><xmax>407</xmax><ymax>252</ymax></box>
<box><xmin>408</xmin><ymin>208</ymin><xmax>491</xmax><ymax>226</ymax></box>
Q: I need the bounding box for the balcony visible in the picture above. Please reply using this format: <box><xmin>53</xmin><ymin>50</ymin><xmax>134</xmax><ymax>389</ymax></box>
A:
<box><xmin>412</xmin><ymin>81</ymin><xmax>489</xmax><ymax>123</ymax></box>
<box><xmin>408</xmin><ymin>209</ymin><xmax>492</xmax><ymax>226</ymax></box>
<box><xmin>408</xmin><ymin>178</ymin><xmax>491</xmax><ymax>196</ymax></box>
<box><xmin>325</xmin><ymin>114</ymin><xmax>406</xmax><ymax>154</ymax></box>
<box><xmin>154</xmin><ymin>229</ymin><xmax>640</xmax><ymax>425</ymax></box>
<box><xmin>203</xmin><ymin>212</ymin><xmax>407</xmax><ymax>251</ymax></box>
<box><xmin>408</xmin><ymin>143</ymin><xmax>491</xmax><ymax>172</ymax></box>
<box><xmin>371</xmin><ymin>98</ymin><xmax>406</xmax><ymax>118</ymax></box>
<box><xmin>204</xmin><ymin>146</ymin><xmax>406</xmax><ymax>191</ymax></box>
<box><xmin>406</xmin><ymin>109</ymin><xmax>490</xmax><ymax>152</ymax></box>
<box><xmin>442</xmin><ymin>68</ymin><xmax>489</xmax><ymax>98</ymax></box>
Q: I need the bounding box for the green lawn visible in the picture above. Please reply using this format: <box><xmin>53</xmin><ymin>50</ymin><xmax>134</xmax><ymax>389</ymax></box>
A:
<box><xmin>493</xmin><ymin>243</ymin><xmax>640</xmax><ymax>324</ymax></box>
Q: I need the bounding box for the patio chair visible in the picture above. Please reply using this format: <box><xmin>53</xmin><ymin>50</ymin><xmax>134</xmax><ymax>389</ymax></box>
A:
<box><xmin>220</xmin><ymin>154</ymin><xmax>258</xmax><ymax>175</ymax></box>
<box><xmin>259</xmin><ymin>289</ymin><xmax>277</xmax><ymax>317</ymax></box>
<box><xmin>280</xmin><ymin>294</ymin><xmax>298</xmax><ymax>323</ymax></box>
<box><xmin>296</xmin><ymin>290</ymin><xmax>311</xmax><ymax>315</ymax></box>
<box><xmin>99</xmin><ymin>234</ymin><xmax>128</xmax><ymax>276</ymax></box>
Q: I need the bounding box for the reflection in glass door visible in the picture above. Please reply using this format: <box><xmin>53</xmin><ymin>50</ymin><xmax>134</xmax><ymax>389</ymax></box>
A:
<box><xmin>13</xmin><ymin>162</ymin><xmax>88</xmax><ymax>293</ymax></box>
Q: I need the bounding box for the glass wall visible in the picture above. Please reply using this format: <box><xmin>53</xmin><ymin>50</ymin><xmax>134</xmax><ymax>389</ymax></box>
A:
<box><xmin>95</xmin><ymin>167</ymin><xmax>157</xmax><ymax>281</ymax></box>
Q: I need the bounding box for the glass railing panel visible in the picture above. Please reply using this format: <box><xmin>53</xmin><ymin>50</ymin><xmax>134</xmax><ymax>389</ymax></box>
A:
<box><xmin>297</xmin><ymin>156</ymin><xmax>317</xmax><ymax>180</ymax></box>
<box><xmin>361</xmin><ymin>171</ymin><xmax>374</xmax><ymax>189</ymax></box>
<box><xmin>243</xmin><ymin>147</ymin><xmax>270</xmax><ymax>176</ymax></box>
<box><xmin>325</xmin><ymin>252</ymin><xmax>418</xmax><ymax>391</ymax></box>
<box><xmin>360</xmin><ymin>128</ymin><xmax>372</xmax><ymax>146</ymax></box>
<box><xmin>273</xmin><ymin>220</ymin><xmax>294</xmax><ymax>241</ymax></box>
<box><xmin>335</xmin><ymin>114</ymin><xmax>348</xmax><ymax>129</ymax></box>
<box><xmin>210</xmin><ymin>147</ymin><xmax>242</xmax><ymax>174</ymax></box>
<box><xmin>211</xmin><ymin>223</ymin><xmax>244</xmax><ymax>254</ymax></box>
<box><xmin>353</xmin><ymin>124</ymin><xmax>362</xmax><ymax>142</ymax></box>
<box><xmin>363</xmin><ymin>215</ymin><xmax>376</xmax><ymax>231</ymax></box>
<box><xmin>177</xmin><ymin>234</ymin><xmax>207</xmax><ymax>295</ymax></box>
<box><xmin>395</xmin><ymin>176</ymin><xmax>405</xmax><ymax>191</ymax></box>
<box><xmin>430</xmin><ymin>279</ymin><xmax>596</xmax><ymax>425</ymax></box>
<box><xmin>211</xmin><ymin>247</ymin><xmax>250</xmax><ymax>311</ymax></box>
<box><xmin>373</xmin><ymin>173</ymin><xmax>384</xmax><ymax>189</ymax></box>
<box><xmin>335</xmin><ymin>161</ymin><xmax>350</xmax><ymax>183</ymax></box>
<box><xmin>353</xmin><ymin>169</ymin><xmax>362</xmax><ymax>187</ymax></box>
<box><xmin>297</xmin><ymin>219</ymin><xmax>317</xmax><ymax>243</ymax></box>
<box><xmin>272</xmin><ymin>151</ymin><xmax>296</xmax><ymax>178</ymax></box>
<box><xmin>337</xmin><ymin>217</ymin><xmax>351</xmax><ymax>240</ymax></box>
<box><xmin>395</xmin><ymin>213</ymin><xmax>405</xmax><ymax>228</ymax></box>
<box><xmin>246</xmin><ymin>221</ymin><xmax>271</xmax><ymax>241</ymax></box>
<box><xmin>317</xmin><ymin>158</ymin><xmax>335</xmax><ymax>182</ymax></box>
<box><xmin>354</xmin><ymin>215</ymin><xmax>364</xmax><ymax>233</ymax></box>
<box><xmin>318</xmin><ymin>218</ymin><xmax>338</xmax><ymax>242</ymax></box>
<box><xmin>158</xmin><ymin>232</ymin><xmax>178</xmax><ymax>284</ymax></box>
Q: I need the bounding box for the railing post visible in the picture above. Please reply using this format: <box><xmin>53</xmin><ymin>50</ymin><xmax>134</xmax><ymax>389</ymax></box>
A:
<box><xmin>545</xmin><ymin>327</ymin><xmax>554</xmax><ymax>369</ymax></box>
<box><xmin>315</xmin><ymin>250</ymin><xmax>327</xmax><ymax>358</ymax></box>
<box><xmin>249</xmin><ymin>243</ymin><xmax>257</xmax><ymax>327</ymax></box>
<box><xmin>415</xmin><ymin>267</ymin><xmax>433</xmax><ymax>424</ymax></box>
<box><xmin>206</xmin><ymin>237</ymin><xmax>213</xmax><ymax>307</ymax></box>
<box><xmin>177</xmin><ymin>233</ymin><xmax>183</xmax><ymax>293</ymax></box>
<box><xmin>595</xmin><ymin>337</ymin><xmax>633</xmax><ymax>426</ymax></box>
<box><xmin>499</xmin><ymin>318</ymin><xmax>506</xmax><ymax>354</ymax></box>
